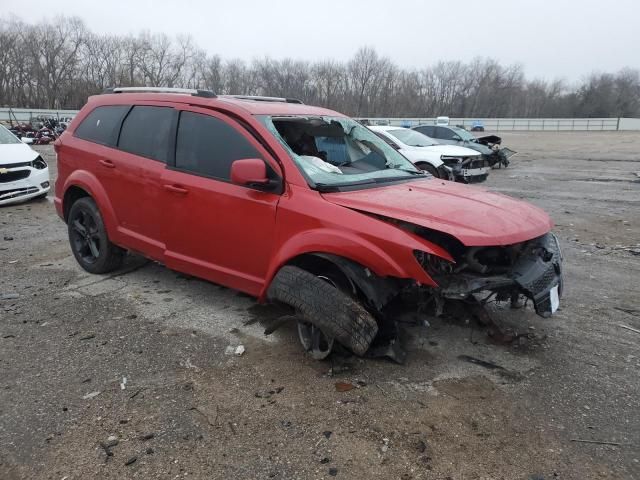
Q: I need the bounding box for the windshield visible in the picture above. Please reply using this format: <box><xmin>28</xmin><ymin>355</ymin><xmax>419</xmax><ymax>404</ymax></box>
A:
<box><xmin>451</xmin><ymin>126</ymin><xmax>476</xmax><ymax>142</ymax></box>
<box><xmin>0</xmin><ymin>126</ymin><xmax>21</xmax><ymax>144</ymax></box>
<box><xmin>388</xmin><ymin>128</ymin><xmax>438</xmax><ymax>147</ymax></box>
<box><xmin>259</xmin><ymin>115</ymin><xmax>423</xmax><ymax>190</ymax></box>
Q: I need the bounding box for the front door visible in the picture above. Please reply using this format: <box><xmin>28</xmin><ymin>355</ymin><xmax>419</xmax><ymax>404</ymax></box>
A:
<box><xmin>161</xmin><ymin>107</ymin><xmax>281</xmax><ymax>296</ymax></box>
<box><xmin>435</xmin><ymin>126</ymin><xmax>460</xmax><ymax>146</ymax></box>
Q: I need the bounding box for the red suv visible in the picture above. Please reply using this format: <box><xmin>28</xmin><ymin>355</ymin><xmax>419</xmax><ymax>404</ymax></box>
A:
<box><xmin>54</xmin><ymin>88</ymin><xmax>563</xmax><ymax>360</ymax></box>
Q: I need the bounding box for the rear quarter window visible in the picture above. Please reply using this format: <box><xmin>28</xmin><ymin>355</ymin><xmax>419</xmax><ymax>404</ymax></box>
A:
<box><xmin>74</xmin><ymin>105</ymin><xmax>130</xmax><ymax>146</ymax></box>
<box><xmin>118</xmin><ymin>106</ymin><xmax>175</xmax><ymax>163</ymax></box>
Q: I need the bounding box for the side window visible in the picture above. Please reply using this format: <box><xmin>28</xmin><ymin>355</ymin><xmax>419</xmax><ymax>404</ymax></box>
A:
<box><xmin>414</xmin><ymin>125</ymin><xmax>434</xmax><ymax>137</ymax></box>
<box><xmin>118</xmin><ymin>106</ymin><xmax>175</xmax><ymax>163</ymax></box>
<box><xmin>74</xmin><ymin>105</ymin><xmax>129</xmax><ymax>146</ymax></box>
<box><xmin>436</xmin><ymin>126</ymin><xmax>456</xmax><ymax>140</ymax></box>
<box><xmin>175</xmin><ymin>111</ymin><xmax>261</xmax><ymax>180</ymax></box>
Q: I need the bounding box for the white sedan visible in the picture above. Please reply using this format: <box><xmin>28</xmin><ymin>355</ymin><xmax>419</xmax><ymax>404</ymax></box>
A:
<box><xmin>368</xmin><ymin>126</ymin><xmax>490</xmax><ymax>183</ymax></box>
<box><xmin>0</xmin><ymin>124</ymin><xmax>50</xmax><ymax>205</ymax></box>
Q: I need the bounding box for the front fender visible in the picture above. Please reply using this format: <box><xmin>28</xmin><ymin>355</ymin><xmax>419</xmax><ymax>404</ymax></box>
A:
<box><xmin>259</xmin><ymin>226</ymin><xmax>449</xmax><ymax>300</ymax></box>
<box><xmin>61</xmin><ymin>170</ymin><xmax>118</xmax><ymax>238</ymax></box>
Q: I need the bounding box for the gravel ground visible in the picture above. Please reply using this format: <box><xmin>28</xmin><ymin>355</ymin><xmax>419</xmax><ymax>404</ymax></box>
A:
<box><xmin>1</xmin><ymin>131</ymin><xmax>639</xmax><ymax>480</ymax></box>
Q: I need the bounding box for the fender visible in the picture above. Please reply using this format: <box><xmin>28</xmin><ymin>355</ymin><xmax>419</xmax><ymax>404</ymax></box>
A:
<box><xmin>61</xmin><ymin>170</ymin><xmax>120</xmax><ymax>241</ymax></box>
<box><xmin>259</xmin><ymin>226</ymin><xmax>452</xmax><ymax>300</ymax></box>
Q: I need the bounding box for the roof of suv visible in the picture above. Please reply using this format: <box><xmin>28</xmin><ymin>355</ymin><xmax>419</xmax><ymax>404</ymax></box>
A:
<box><xmin>89</xmin><ymin>91</ymin><xmax>343</xmax><ymax>117</ymax></box>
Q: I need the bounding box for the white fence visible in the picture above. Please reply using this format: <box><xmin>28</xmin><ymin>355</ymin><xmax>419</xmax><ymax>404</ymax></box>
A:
<box><xmin>2</xmin><ymin>107</ymin><xmax>639</xmax><ymax>131</ymax></box>
<box><xmin>360</xmin><ymin>117</ymin><xmax>640</xmax><ymax>131</ymax></box>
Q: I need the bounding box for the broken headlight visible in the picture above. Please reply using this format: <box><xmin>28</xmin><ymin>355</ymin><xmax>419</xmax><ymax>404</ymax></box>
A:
<box><xmin>440</xmin><ymin>155</ymin><xmax>462</xmax><ymax>165</ymax></box>
<box><xmin>31</xmin><ymin>156</ymin><xmax>47</xmax><ymax>169</ymax></box>
<box><xmin>414</xmin><ymin>250</ymin><xmax>454</xmax><ymax>276</ymax></box>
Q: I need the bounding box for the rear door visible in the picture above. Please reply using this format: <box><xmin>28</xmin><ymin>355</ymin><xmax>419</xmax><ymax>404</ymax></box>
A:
<box><xmin>108</xmin><ymin>104</ymin><xmax>177</xmax><ymax>259</ymax></box>
<box><xmin>161</xmin><ymin>107</ymin><xmax>281</xmax><ymax>296</ymax></box>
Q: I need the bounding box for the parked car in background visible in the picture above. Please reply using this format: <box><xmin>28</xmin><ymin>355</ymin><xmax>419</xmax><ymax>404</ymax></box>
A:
<box><xmin>471</xmin><ymin>120</ymin><xmax>485</xmax><ymax>132</ymax></box>
<box><xmin>413</xmin><ymin>124</ymin><xmax>515</xmax><ymax>168</ymax></box>
<box><xmin>55</xmin><ymin>87</ymin><xmax>563</xmax><ymax>361</ymax></box>
<box><xmin>0</xmin><ymin>124</ymin><xmax>50</xmax><ymax>205</ymax></box>
<box><xmin>369</xmin><ymin>126</ymin><xmax>489</xmax><ymax>183</ymax></box>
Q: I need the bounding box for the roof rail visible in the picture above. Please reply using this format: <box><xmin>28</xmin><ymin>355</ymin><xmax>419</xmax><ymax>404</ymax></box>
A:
<box><xmin>224</xmin><ymin>95</ymin><xmax>304</xmax><ymax>105</ymax></box>
<box><xmin>102</xmin><ymin>87</ymin><xmax>216</xmax><ymax>98</ymax></box>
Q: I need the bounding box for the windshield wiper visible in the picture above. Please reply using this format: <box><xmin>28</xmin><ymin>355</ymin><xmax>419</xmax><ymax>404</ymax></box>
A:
<box><xmin>374</xmin><ymin>174</ymin><xmax>426</xmax><ymax>184</ymax></box>
<box><xmin>314</xmin><ymin>179</ymin><xmax>377</xmax><ymax>192</ymax></box>
<box><xmin>390</xmin><ymin>168</ymin><xmax>424</xmax><ymax>175</ymax></box>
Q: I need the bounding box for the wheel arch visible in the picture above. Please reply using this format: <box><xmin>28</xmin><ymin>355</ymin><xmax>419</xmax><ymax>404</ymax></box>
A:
<box><xmin>283</xmin><ymin>252</ymin><xmax>405</xmax><ymax>312</ymax></box>
<box><xmin>60</xmin><ymin>171</ymin><xmax>118</xmax><ymax>237</ymax></box>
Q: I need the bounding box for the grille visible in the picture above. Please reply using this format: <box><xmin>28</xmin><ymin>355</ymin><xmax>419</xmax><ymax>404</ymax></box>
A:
<box><xmin>468</xmin><ymin>158</ymin><xmax>486</xmax><ymax>169</ymax></box>
<box><xmin>526</xmin><ymin>264</ymin><xmax>557</xmax><ymax>295</ymax></box>
<box><xmin>0</xmin><ymin>169</ymin><xmax>30</xmax><ymax>183</ymax></box>
<box><xmin>1</xmin><ymin>161</ymin><xmax>32</xmax><ymax>168</ymax></box>
<box><xmin>0</xmin><ymin>186</ymin><xmax>38</xmax><ymax>200</ymax></box>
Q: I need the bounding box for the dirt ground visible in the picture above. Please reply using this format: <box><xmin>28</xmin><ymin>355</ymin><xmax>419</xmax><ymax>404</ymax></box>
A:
<box><xmin>1</xmin><ymin>132</ymin><xmax>639</xmax><ymax>480</ymax></box>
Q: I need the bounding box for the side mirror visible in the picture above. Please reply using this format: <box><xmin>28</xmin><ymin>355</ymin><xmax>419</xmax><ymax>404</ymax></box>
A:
<box><xmin>21</xmin><ymin>137</ymin><xmax>34</xmax><ymax>145</ymax></box>
<box><xmin>230</xmin><ymin>158</ymin><xmax>271</xmax><ymax>187</ymax></box>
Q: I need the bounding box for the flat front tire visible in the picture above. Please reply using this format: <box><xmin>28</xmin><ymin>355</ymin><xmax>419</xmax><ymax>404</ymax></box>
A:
<box><xmin>267</xmin><ymin>266</ymin><xmax>378</xmax><ymax>357</ymax></box>
<box><xmin>67</xmin><ymin>197</ymin><xmax>124</xmax><ymax>274</ymax></box>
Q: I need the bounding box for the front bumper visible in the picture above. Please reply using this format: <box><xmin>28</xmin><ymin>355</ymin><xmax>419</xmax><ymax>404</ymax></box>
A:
<box><xmin>445</xmin><ymin>165</ymin><xmax>490</xmax><ymax>184</ymax></box>
<box><xmin>433</xmin><ymin>233</ymin><xmax>564</xmax><ymax>318</ymax></box>
<box><xmin>0</xmin><ymin>166</ymin><xmax>50</xmax><ymax>206</ymax></box>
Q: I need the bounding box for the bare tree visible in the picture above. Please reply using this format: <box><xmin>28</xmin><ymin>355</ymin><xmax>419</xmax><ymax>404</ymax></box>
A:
<box><xmin>0</xmin><ymin>14</ymin><xmax>638</xmax><ymax>118</ymax></box>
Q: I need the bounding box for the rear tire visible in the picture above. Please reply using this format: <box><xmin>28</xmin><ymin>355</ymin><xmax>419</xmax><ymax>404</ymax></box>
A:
<box><xmin>267</xmin><ymin>266</ymin><xmax>378</xmax><ymax>356</ymax></box>
<box><xmin>67</xmin><ymin>197</ymin><xmax>124</xmax><ymax>274</ymax></box>
<box><xmin>417</xmin><ymin>162</ymin><xmax>440</xmax><ymax>178</ymax></box>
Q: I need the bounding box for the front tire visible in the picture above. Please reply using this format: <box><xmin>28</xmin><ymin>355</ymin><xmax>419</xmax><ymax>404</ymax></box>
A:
<box><xmin>67</xmin><ymin>197</ymin><xmax>124</xmax><ymax>274</ymax></box>
<box><xmin>267</xmin><ymin>266</ymin><xmax>378</xmax><ymax>357</ymax></box>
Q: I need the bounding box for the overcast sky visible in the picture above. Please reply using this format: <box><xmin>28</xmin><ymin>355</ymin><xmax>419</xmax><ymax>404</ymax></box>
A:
<box><xmin>1</xmin><ymin>0</ymin><xmax>637</xmax><ymax>81</ymax></box>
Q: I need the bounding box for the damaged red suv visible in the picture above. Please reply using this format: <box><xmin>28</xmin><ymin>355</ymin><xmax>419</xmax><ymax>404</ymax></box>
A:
<box><xmin>55</xmin><ymin>88</ymin><xmax>563</xmax><ymax>360</ymax></box>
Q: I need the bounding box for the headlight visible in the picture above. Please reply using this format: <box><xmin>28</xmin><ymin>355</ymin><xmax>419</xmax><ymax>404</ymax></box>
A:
<box><xmin>31</xmin><ymin>156</ymin><xmax>47</xmax><ymax>169</ymax></box>
<box><xmin>440</xmin><ymin>155</ymin><xmax>462</xmax><ymax>164</ymax></box>
<box><xmin>414</xmin><ymin>250</ymin><xmax>454</xmax><ymax>275</ymax></box>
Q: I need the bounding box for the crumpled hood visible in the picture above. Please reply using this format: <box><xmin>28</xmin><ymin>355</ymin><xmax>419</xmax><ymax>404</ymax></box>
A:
<box><xmin>322</xmin><ymin>179</ymin><xmax>553</xmax><ymax>246</ymax></box>
<box><xmin>0</xmin><ymin>144</ymin><xmax>39</xmax><ymax>165</ymax></box>
<box><xmin>411</xmin><ymin>144</ymin><xmax>482</xmax><ymax>157</ymax></box>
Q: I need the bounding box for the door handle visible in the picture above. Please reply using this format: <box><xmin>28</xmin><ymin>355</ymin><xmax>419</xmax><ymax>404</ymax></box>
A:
<box><xmin>163</xmin><ymin>184</ymin><xmax>189</xmax><ymax>195</ymax></box>
<box><xmin>99</xmin><ymin>159</ymin><xmax>115</xmax><ymax>168</ymax></box>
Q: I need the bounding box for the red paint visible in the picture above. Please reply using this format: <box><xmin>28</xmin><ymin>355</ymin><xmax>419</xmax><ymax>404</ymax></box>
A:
<box><xmin>55</xmin><ymin>93</ymin><xmax>554</xmax><ymax>301</ymax></box>
<box><xmin>230</xmin><ymin>158</ymin><xmax>269</xmax><ymax>185</ymax></box>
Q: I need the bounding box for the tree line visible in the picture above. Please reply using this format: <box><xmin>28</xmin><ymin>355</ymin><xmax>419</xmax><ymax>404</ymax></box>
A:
<box><xmin>1</xmin><ymin>16</ymin><xmax>639</xmax><ymax>118</ymax></box>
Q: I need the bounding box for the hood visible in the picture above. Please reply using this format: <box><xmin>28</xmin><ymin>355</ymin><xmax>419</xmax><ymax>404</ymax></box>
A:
<box><xmin>0</xmin><ymin>144</ymin><xmax>39</xmax><ymax>165</ymax></box>
<box><xmin>412</xmin><ymin>144</ymin><xmax>482</xmax><ymax>157</ymax></box>
<box><xmin>322</xmin><ymin>179</ymin><xmax>553</xmax><ymax>247</ymax></box>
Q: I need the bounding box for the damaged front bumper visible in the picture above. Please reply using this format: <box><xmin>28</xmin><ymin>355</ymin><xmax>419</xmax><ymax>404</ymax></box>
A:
<box><xmin>441</xmin><ymin>157</ymin><xmax>489</xmax><ymax>184</ymax></box>
<box><xmin>429</xmin><ymin>233</ymin><xmax>564</xmax><ymax>317</ymax></box>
